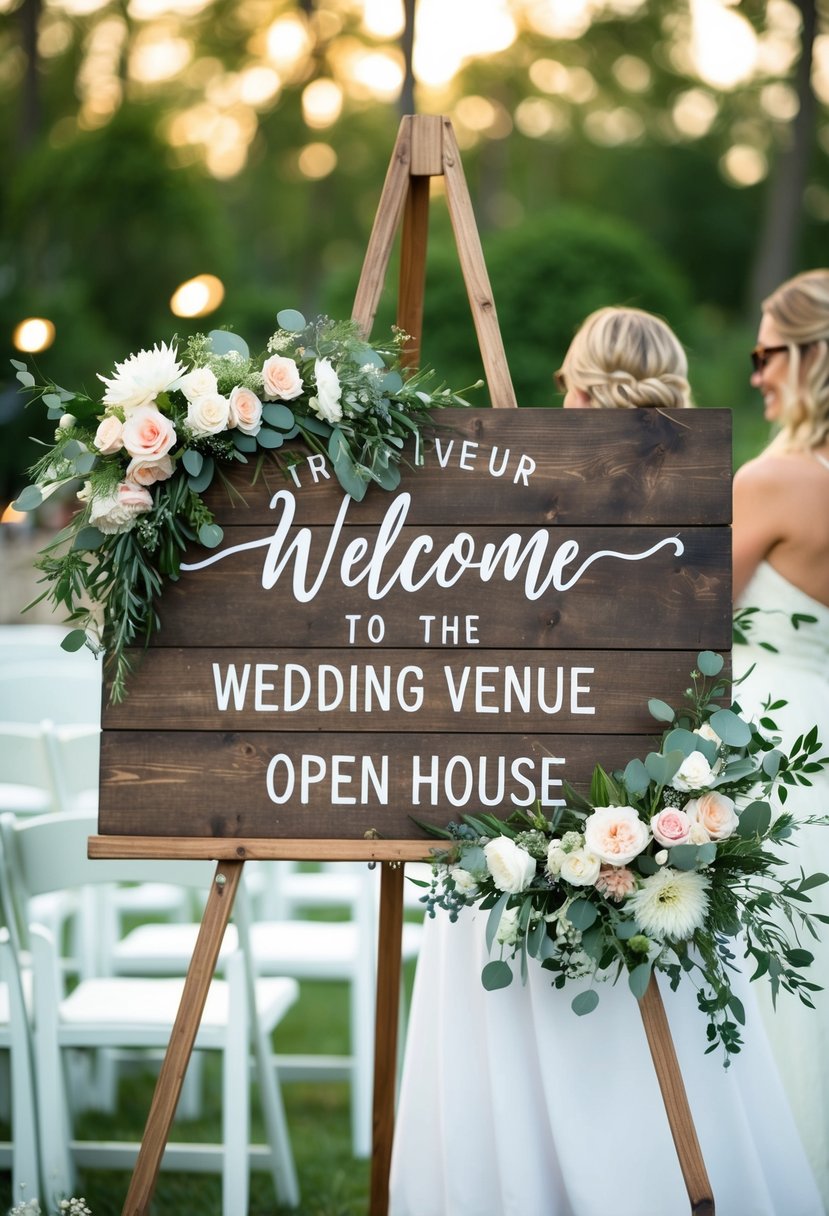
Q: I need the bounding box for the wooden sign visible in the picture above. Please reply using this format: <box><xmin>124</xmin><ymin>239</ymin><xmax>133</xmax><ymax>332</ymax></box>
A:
<box><xmin>99</xmin><ymin>406</ymin><xmax>731</xmax><ymax>841</ymax></box>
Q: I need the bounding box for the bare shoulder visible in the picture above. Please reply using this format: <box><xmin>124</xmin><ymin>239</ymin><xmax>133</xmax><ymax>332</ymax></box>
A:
<box><xmin>734</xmin><ymin>451</ymin><xmax>827</xmax><ymax>499</ymax></box>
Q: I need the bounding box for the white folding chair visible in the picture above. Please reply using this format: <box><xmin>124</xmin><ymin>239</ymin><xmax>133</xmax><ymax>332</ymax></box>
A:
<box><xmin>114</xmin><ymin>860</ymin><xmax>424</xmax><ymax>1158</ymax></box>
<box><xmin>0</xmin><ymin>927</ymin><xmax>40</xmax><ymax>1199</ymax></box>
<box><xmin>0</xmin><ymin>722</ymin><xmax>60</xmax><ymax>817</ymax></box>
<box><xmin>0</xmin><ymin>664</ymin><xmax>102</xmax><ymax>728</ymax></box>
<box><xmin>0</xmin><ymin>809</ymin><xmax>300</xmax><ymax>1213</ymax></box>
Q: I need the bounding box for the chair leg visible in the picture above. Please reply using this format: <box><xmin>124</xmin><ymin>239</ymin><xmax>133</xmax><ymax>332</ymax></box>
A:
<box><xmin>31</xmin><ymin>929</ymin><xmax>76</xmax><ymax>1201</ymax></box>
<box><xmin>223</xmin><ymin>954</ymin><xmax>250</xmax><ymax>1216</ymax></box>
<box><xmin>251</xmin><ymin>1011</ymin><xmax>299</xmax><ymax>1206</ymax></box>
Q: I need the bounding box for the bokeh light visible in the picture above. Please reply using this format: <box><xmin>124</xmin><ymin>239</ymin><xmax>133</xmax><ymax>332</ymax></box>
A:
<box><xmin>13</xmin><ymin>318</ymin><xmax>56</xmax><ymax>353</ymax></box>
<box><xmin>170</xmin><ymin>274</ymin><xmax>225</xmax><ymax>318</ymax></box>
<box><xmin>297</xmin><ymin>142</ymin><xmax>338</xmax><ymax>179</ymax></box>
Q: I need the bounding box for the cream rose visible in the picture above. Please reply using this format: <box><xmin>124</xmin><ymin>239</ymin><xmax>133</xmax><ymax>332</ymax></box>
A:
<box><xmin>495</xmin><ymin>906</ymin><xmax>520</xmax><ymax>946</ymax></box>
<box><xmin>126</xmin><ymin>454</ymin><xmax>174</xmax><ymax>486</ymax></box>
<box><xmin>310</xmin><ymin>357</ymin><xmax>343</xmax><ymax>424</ymax></box>
<box><xmin>187</xmin><ymin>392</ymin><xmax>230</xmax><ymax>437</ymax></box>
<box><xmin>650</xmin><ymin>808</ymin><xmax>692</xmax><ymax>848</ymax></box>
<box><xmin>450</xmin><ymin>867</ymin><xmax>478</xmax><ymax>896</ymax></box>
<box><xmin>584</xmin><ymin>806</ymin><xmax>650</xmax><ymax>866</ymax></box>
<box><xmin>94</xmin><ymin>415</ymin><xmax>124</xmax><ymax>455</ymax></box>
<box><xmin>262</xmin><ymin>355</ymin><xmax>303</xmax><ymax>401</ymax></box>
<box><xmin>483</xmin><ymin>837</ymin><xmax>536</xmax><ymax>894</ymax></box>
<box><xmin>688</xmin><ymin>821</ymin><xmax>711</xmax><ymax>845</ymax></box>
<box><xmin>228</xmin><ymin>385</ymin><xmax>263</xmax><ymax>436</ymax></box>
<box><xmin>671</xmin><ymin>750</ymin><xmax>716</xmax><ymax>792</ymax></box>
<box><xmin>121</xmin><ymin>405</ymin><xmax>177</xmax><ymax>462</ymax></box>
<box><xmin>685</xmin><ymin>792</ymin><xmax>739</xmax><ymax>841</ymax></box>
<box><xmin>695</xmin><ymin>723</ymin><xmax>722</xmax><ymax>748</ymax></box>
<box><xmin>559</xmin><ymin>849</ymin><xmax>601</xmax><ymax>887</ymax></box>
<box><xmin>177</xmin><ymin>366</ymin><xmax>218</xmax><ymax>401</ymax></box>
<box><xmin>546</xmin><ymin>839</ymin><xmax>564</xmax><ymax>877</ymax></box>
<box><xmin>89</xmin><ymin>480</ymin><xmax>153</xmax><ymax>534</ymax></box>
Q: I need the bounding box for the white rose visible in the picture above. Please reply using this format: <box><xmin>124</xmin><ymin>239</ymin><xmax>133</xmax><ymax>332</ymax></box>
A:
<box><xmin>495</xmin><ymin>906</ymin><xmax>520</xmax><ymax>946</ymax></box>
<box><xmin>671</xmin><ymin>750</ymin><xmax>716</xmax><ymax>792</ymax></box>
<box><xmin>584</xmin><ymin>806</ymin><xmax>650</xmax><ymax>866</ymax></box>
<box><xmin>546</xmin><ymin>839</ymin><xmax>564</xmax><ymax>876</ymax></box>
<box><xmin>695</xmin><ymin>723</ymin><xmax>722</xmax><ymax>748</ymax></box>
<box><xmin>483</xmin><ymin>837</ymin><xmax>536</xmax><ymax>894</ymax></box>
<box><xmin>450</xmin><ymin>867</ymin><xmax>478</xmax><ymax>896</ymax></box>
<box><xmin>310</xmin><ymin>357</ymin><xmax>343</xmax><ymax>424</ymax></box>
<box><xmin>187</xmin><ymin>392</ymin><xmax>230</xmax><ymax>437</ymax></box>
<box><xmin>559</xmin><ymin>849</ymin><xmax>601</xmax><ymax>887</ymax></box>
<box><xmin>228</xmin><ymin>385</ymin><xmax>263</xmax><ymax>435</ymax></box>
<box><xmin>688</xmin><ymin>821</ymin><xmax>711</xmax><ymax>845</ymax></box>
<box><xmin>177</xmin><ymin>366</ymin><xmax>218</xmax><ymax>401</ymax></box>
<box><xmin>89</xmin><ymin>481</ymin><xmax>153</xmax><ymax>535</ymax></box>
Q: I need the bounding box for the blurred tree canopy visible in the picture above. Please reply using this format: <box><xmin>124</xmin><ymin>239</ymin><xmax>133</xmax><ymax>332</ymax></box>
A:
<box><xmin>1</xmin><ymin>0</ymin><xmax>827</xmax><ymax>495</ymax></box>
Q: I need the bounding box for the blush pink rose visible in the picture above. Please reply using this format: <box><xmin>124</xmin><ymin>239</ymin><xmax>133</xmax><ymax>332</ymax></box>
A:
<box><xmin>262</xmin><ymin>355</ymin><xmax>303</xmax><ymax>401</ymax></box>
<box><xmin>121</xmin><ymin>405</ymin><xmax>176</xmax><ymax>462</ymax></box>
<box><xmin>228</xmin><ymin>385</ymin><xmax>263</xmax><ymax>435</ymax></box>
<box><xmin>126</xmin><ymin>454</ymin><xmax>174</xmax><ymax>486</ymax></box>
<box><xmin>94</xmin><ymin>415</ymin><xmax>124</xmax><ymax>455</ymax></box>
<box><xmin>118</xmin><ymin>480</ymin><xmax>154</xmax><ymax>510</ymax></box>
<box><xmin>595</xmin><ymin>866</ymin><xmax>637</xmax><ymax>902</ymax></box>
<box><xmin>685</xmin><ymin>792</ymin><xmax>739</xmax><ymax>841</ymax></box>
<box><xmin>650</xmin><ymin>808</ymin><xmax>692</xmax><ymax>848</ymax></box>
<box><xmin>584</xmin><ymin>805</ymin><xmax>650</xmax><ymax>866</ymax></box>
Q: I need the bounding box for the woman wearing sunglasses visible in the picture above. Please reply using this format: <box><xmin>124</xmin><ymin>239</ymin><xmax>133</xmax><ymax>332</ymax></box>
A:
<box><xmin>733</xmin><ymin>268</ymin><xmax>829</xmax><ymax>1208</ymax></box>
<box><xmin>390</xmin><ymin>305</ymin><xmax>821</xmax><ymax>1216</ymax></box>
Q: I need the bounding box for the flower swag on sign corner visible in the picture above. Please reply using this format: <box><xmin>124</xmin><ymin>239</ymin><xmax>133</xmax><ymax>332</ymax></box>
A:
<box><xmin>12</xmin><ymin>311</ymin><xmax>478</xmax><ymax>701</ymax></box>
<box><xmin>416</xmin><ymin>651</ymin><xmax>828</xmax><ymax>1063</ymax></box>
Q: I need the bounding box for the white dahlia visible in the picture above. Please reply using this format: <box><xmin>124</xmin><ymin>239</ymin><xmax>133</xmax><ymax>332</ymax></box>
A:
<box><xmin>627</xmin><ymin>868</ymin><xmax>710</xmax><ymax>941</ymax></box>
<box><xmin>98</xmin><ymin>342</ymin><xmax>185</xmax><ymax>414</ymax></box>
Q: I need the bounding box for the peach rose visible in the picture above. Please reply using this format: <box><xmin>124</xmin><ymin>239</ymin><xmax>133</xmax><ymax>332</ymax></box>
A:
<box><xmin>187</xmin><ymin>392</ymin><xmax>230</xmax><ymax>437</ymax></box>
<box><xmin>121</xmin><ymin>405</ymin><xmax>177</xmax><ymax>462</ymax></box>
<box><xmin>94</xmin><ymin>415</ymin><xmax>124</xmax><ymax>455</ymax></box>
<box><xmin>228</xmin><ymin>385</ymin><xmax>263</xmax><ymax>436</ymax></box>
<box><xmin>126</xmin><ymin>454</ymin><xmax>174</xmax><ymax>486</ymax></box>
<box><xmin>685</xmin><ymin>792</ymin><xmax>739</xmax><ymax>841</ymax></box>
<box><xmin>595</xmin><ymin>866</ymin><xmax>637</xmax><ymax>902</ymax></box>
<box><xmin>584</xmin><ymin>805</ymin><xmax>650</xmax><ymax>866</ymax></box>
<box><xmin>88</xmin><ymin>480</ymin><xmax>153</xmax><ymax>534</ymax></box>
<box><xmin>118</xmin><ymin>480</ymin><xmax>153</xmax><ymax>510</ymax></box>
<box><xmin>650</xmin><ymin>808</ymin><xmax>692</xmax><ymax>849</ymax></box>
<box><xmin>262</xmin><ymin>355</ymin><xmax>303</xmax><ymax>401</ymax></box>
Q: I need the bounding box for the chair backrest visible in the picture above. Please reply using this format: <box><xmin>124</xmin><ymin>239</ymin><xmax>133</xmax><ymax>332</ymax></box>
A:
<box><xmin>44</xmin><ymin>724</ymin><xmax>100</xmax><ymax>814</ymax></box>
<box><xmin>0</xmin><ymin>722</ymin><xmax>60</xmax><ymax>816</ymax></box>
<box><xmin>0</xmin><ymin>810</ymin><xmax>214</xmax><ymax>955</ymax></box>
<box><xmin>0</xmin><ymin>665</ymin><xmax>102</xmax><ymax>727</ymax></box>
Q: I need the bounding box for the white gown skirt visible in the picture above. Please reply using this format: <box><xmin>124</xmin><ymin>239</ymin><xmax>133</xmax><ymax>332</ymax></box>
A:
<box><xmin>390</xmin><ymin>907</ymin><xmax>824</xmax><ymax>1216</ymax></box>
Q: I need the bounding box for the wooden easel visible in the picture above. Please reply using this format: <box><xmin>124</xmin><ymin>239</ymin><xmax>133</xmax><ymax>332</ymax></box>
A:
<box><xmin>91</xmin><ymin>114</ymin><xmax>713</xmax><ymax>1216</ymax></box>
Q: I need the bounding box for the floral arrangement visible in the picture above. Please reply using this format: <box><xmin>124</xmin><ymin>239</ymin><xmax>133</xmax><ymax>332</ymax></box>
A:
<box><xmin>417</xmin><ymin>651</ymin><xmax>828</xmax><ymax>1062</ymax></box>
<box><xmin>8</xmin><ymin>1200</ymin><xmax>91</xmax><ymax>1216</ymax></box>
<box><xmin>12</xmin><ymin>311</ymin><xmax>476</xmax><ymax>701</ymax></box>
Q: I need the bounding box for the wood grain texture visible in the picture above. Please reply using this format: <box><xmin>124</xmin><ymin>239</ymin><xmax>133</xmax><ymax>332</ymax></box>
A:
<box><xmin>103</xmin><ymin>649</ymin><xmax>708</xmax><ymax>734</ymax></box>
<box><xmin>351</xmin><ymin>115</ymin><xmax>412</xmax><ymax>338</ymax></box>
<box><xmin>370</xmin><ymin>863</ymin><xmax>405</xmax><ymax>1216</ymax></box>
<box><xmin>89</xmin><ymin>836</ymin><xmax>453</xmax><ymax>862</ymax></box>
<box><xmin>200</xmin><ymin>410</ymin><xmax>732</xmax><ymax>527</ymax></box>
<box><xmin>99</xmin><ymin>731</ymin><xmax>650</xmax><ymax>839</ymax></box>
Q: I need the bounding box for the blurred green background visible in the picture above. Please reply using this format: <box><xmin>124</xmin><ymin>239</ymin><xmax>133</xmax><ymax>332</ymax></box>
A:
<box><xmin>1</xmin><ymin>0</ymin><xmax>827</xmax><ymax>497</ymax></box>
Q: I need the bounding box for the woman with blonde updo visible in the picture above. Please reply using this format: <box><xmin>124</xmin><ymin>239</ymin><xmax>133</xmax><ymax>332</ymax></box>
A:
<box><xmin>390</xmin><ymin>305</ymin><xmax>822</xmax><ymax>1216</ymax></box>
<box><xmin>556</xmin><ymin>305</ymin><xmax>693</xmax><ymax>411</ymax></box>
<box><xmin>732</xmin><ymin>269</ymin><xmax>829</xmax><ymax>1208</ymax></box>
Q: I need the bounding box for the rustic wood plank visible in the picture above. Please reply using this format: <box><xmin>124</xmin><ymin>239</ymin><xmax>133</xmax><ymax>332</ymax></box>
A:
<box><xmin>397</xmin><ymin>175</ymin><xmax>431</xmax><ymax>370</ymax></box>
<box><xmin>103</xmin><ymin>649</ymin><xmax>707</xmax><ymax>734</ymax></box>
<box><xmin>409</xmin><ymin>113</ymin><xmax>443</xmax><ymax>175</ymax></box>
<box><xmin>200</xmin><ymin>410</ymin><xmax>732</xmax><ymax>527</ymax></box>
<box><xmin>98</xmin><ymin>731</ymin><xmax>651</xmax><ymax>839</ymax></box>
<box><xmin>89</xmin><ymin>836</ymin><xmax>442</xmax><ymax>861</ymax></box>
<box><xmin>141</xmin><ymin>526</ymin><xmax>730</xmax><ymax>651</ymax></box>
<box><xmin>441</xmin><ymin>120</ymin><xmax>517</xmax><ymax>409</ymax></box>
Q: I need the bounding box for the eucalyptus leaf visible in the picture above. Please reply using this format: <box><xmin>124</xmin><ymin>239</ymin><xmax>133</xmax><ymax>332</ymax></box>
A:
<box><xmin>636</xmin><ymin>854</ymin><xmax>659</xmax><ymax>876</ymax></box>
<box><xmin>648</xmin><ymin>697</ymin><xmax>675</xmax><ymax>723</ymax></box>
<box><xmin>187</xmin><ymin>455</ymin><xmax>215</xmax><ymax>493</ymax></box>
<box><xmin>615</xmin><ymin>919</ymin><xmax>641</xmax><ymax>939</ymax></box>
<box><xmin>73</xmin><ymin>451</ymin><xmax>96</xmax><ymax>476</ymax></box>
<box><xmin>256</xmin><ymin>427</ymin><xmax>285</xmax><ymax>450</ymax></box>
<box><xmin>485</xmin><ymin>893</ymin><xmax>509</xmax><ymax>953</ymax></box>
<box><xmin>697</xmin><ymin>651</ymin><xmax>724</xmax><ymax>676</ymax></box>
<box><xmin>382</xmin><ymin>369</ymin><xmax>404</xmax><ymax>393</ymax></box>
<box><xmin>567</xmin><ymin>899</ymin><xmax>599</xmax><ymax>931</ymax></box>
<box><xmin>61</xmin><ymin>439</ymin><xmax>82</xmax><ymax>459</ymax></box>
<box><xmin>482</xmin><ymin>960</ymin><xmax>513</xmax><ymax>991</ymax></box>
<box><xmin>276</xmin><ymin>309</ymin><xmax>306</xmax><ymax>333</ymax></box>
<box><xmin>73</xmin><ymin>526</ymin><xmax>106</xmax><ymax>551</ymax></box>
<box><xmin>198</xmin><ymin>523</ymin><xmax>224</xmax><ymax>549</ymax></box>
<box><xmin>12</xmin><ymin>485</ymin><xmax>43</xmax><ymax>512</ymax></box>
<box><xmin>663</xmin><ymin>728</ymin><xmax>701</xmax><ymax>758</ymax></box>
<box><xmin>644</xmin><ymin>749</ymin><xmax>684</xmax><ymax>787</ymax></box>
<box><xmin>10</xmin><ymin>359</ymin><xmax>27</xmax><ymax>372</ymax></box>
<box><xmin>60</xmin><ymin>629</ymin><xmax>88</xmax><ymax>653</ymax></box>
<box><xmin>628</xmin><ymin>962</ymin><xmax>653</xmax><ymax>1000</ymax></box>
<box><xmin>16</xmin><ymin>370</ymin><xmax>35</xmax><ymax>388</ymax></box>
<box><xmin>762</xmin><ymin>750</ymin><xmax>782</xmax><ymax>778</ymax></box>
<box><xmin>696</xmin><ymin>842</ymin><xmax>717</xmax><ymax>865</ymax></box>
<box><xmin>43</xmin><ymin>393</ymin><xmax>62</xmax><ymax>409</ymax></box>
<box><xmin>353</xmin><ymin>346</ymin><xmax>385</xmax><ymax>369</ymax></box>
<box><xmin>182</xmin><ymin>449</ymin><xmax>204</xmax><ymax>477</ymax></box>
<box><xmin>208</xmin><ymin>330</ymin><xmax>250</xmax><ymax>360</ymax></box>
<box><xmin>668</xmin><ymin>844</ymin><xmax>699</xmax><ymax>871</ymax></box>
<box><xmin>233</xmin><ymin>432</ymin><xmax>258</xmax><ymax>452</ymax></box>
<box><xmin>262</xmin><ymin>403</ymin><xmax>295</xmax><ymax>429</ymax></box>
<box><xmin>709</xmin><ymin>707</ymin><xmax>752</xmax><ymax>747</ymax></box>
<box><xmin>623</xmin><ymin>758</ymin><xmax>650</xmax><ymax>796</ymax></box>
<box><xmin>736</xmin><ymin>801</ymin><xmax>772</xmax><ymax>839</ymax></box>
<box><xmin>299</xmin><ymin>415</ymin><xmax>331</xmax><ymax>438</ymax></box>
<box><xmin>571</xmin><ymin>989</ymin><xmax>600</xmax><ymax>1016</ymax></box>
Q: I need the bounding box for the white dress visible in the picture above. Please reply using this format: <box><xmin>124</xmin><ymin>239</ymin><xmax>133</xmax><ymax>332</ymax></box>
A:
<box><xmin>734</xmin><ymin>559</ymin><xmax>829</xmax><ymax>1208</ymax></box>
<box><xmin>390</xmin><ymin>903</ymin><xmax>824</xmax><ymax>1216</ymax></box>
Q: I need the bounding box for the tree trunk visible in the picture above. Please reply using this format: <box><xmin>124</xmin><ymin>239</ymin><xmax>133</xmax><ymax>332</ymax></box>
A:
<box><xmin>400</xmin><ymin>0</ymin><xmax>416</xmax><ymax>117</ymax></box>
<box><xmin>749</xmin><ymin>0</ymin><xmax>818</xmax><ymax>314</ymax></box>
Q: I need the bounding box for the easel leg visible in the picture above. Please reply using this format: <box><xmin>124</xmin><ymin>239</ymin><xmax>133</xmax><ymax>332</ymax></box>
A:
<box><xmin>639</xmin><ymin>974</ymin><xmax>715</xmax><ymax>1215</ymax></box>
<box><xmin>369</xmin><ymin>861</ymin><xmax>405</xmax><ymax>1216</ymax></box>
<box><xmin>121</xmin><ymin>859</ymin><xmax>243</xmax><ymax>1216</ymax></box>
